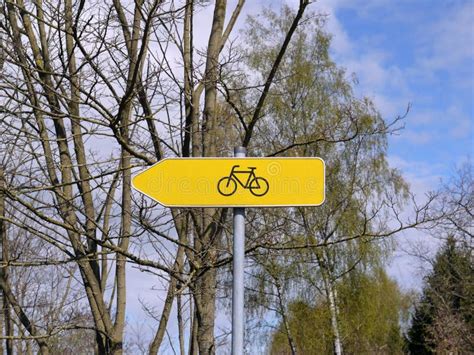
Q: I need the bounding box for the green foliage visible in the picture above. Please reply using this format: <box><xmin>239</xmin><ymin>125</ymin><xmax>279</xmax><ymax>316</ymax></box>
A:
<box><xmin>407</xmin><ymin>237</ymin><xmax>474</xmax><ymax>353</ymax></box>
<box><xmin>338</xmin><ymin>268</ymin><xmax>409</xmax><ymax>354</ymax></box>
<box><xmin>270</xmin><ymin>268</ymin><xmax>408</xmax><ymax>354</ymax></box>
<box><xmin>270</xmin><ymin>300</ymin><xmax>333</xmax><ymax>354</ymax></box>
<box><xmin>239</xmin><ymin>6</ymin><xmax>411</xmax><ymax>353</ymax></box>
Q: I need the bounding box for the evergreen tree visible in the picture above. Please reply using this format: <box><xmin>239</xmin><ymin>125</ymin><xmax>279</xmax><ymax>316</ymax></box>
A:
<box><xmin>407</xmin><ymin>236</ymin><xmax>473</xmax><ymax>353</ymax></box>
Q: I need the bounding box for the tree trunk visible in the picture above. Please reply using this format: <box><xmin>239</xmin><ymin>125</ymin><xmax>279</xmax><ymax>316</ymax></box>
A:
<box><xmin>149</xmin><ymin>245</ymin><xmax>185</xmax><ymax>354</ymax></box>
<box><xmin>195</xmin><ymin>269</ymin><xmax>217</xmax><ymax>354</ymax></box>
<box><xmin>0</xmin><ymin>167</ymin><xmax>13</xmax><ymax>355</ymax></box>
<box><xmin>195</xmin><ymin>0</ymin><xmax>227</xmax><ymax>353</ymax></box>
<box><xmin>111</xmin><ymin>3</ymin><xmax>146</xmax><ymax>353</ymax></box>
<box><xmin>188</xmin><ymin>298</ymin><xmax>198</xmax><ymax>355</ymax></box>
<box><xmin>275</xmin><ymin>280</ymin><xmax>297</xmax><ymax>355</ymax></box>
<box><xmin>0</xmin><ymin>300</ymin><xmax>3</xmax><ymax>355</ymax></box>
<box><xmin>323</xmin><ymin>273</ymin><xmax>342</xmax><ymax>355</ymax></box>
<box><xmin>177</xmin><ymin>293</ymin><xmax>186</xmax><ymax>355</ymax></box>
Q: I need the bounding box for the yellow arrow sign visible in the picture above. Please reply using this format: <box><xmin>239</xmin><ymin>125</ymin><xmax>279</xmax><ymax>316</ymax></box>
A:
<box><xmin>132</xmin><ymin>158</ymin><xmax>325</xmax><ymax>207</ymax></box>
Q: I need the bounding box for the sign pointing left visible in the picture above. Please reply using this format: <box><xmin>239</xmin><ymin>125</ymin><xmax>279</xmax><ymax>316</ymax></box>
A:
<box><xmin>132</xmin><ymin>157</ymin><xmax>325</xmax><ymax>208</ymax></box>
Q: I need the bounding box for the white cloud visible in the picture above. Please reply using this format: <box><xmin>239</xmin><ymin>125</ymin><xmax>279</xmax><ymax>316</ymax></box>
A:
<box><xmin>395</xmin><ymin>129</ymin><xmax>435</xmax><ymax>145</ymax></box>
<box><xmin>388</xmin><ymin>155</ymin><xmax>443</xmax><ymax>194</ymax></box>
<box><xmin>409</xmin><ymin>111</ymin><xmax>436</xmax><ymax>125</ymax></box>
<box><xmin>324</xmin><ymin>12</ymin><xmax>353</xmax><ymax>56</ymax></box>
<box><xmin>417</xmin><ymin>2</ymin><xmax>474</xmax><ymax>72</ymax></box>
<box><xmin>394</xmin><ymin>104</ymin><xmax>473</xmax><ymax>143</ymax></box>
<box><xmin>308</xmin><ymin>1</ymin><xmax>414</xmax><ymax>122</ymax></box>
<box><xmin>445</xmin><ymin>105</ymin><xmax>473</xmax><ymax>139</ymax></box>
<box><xmin>449</xmin><ymin>118</ymin><xmax>471</xmax><ymax>139</ymax></box>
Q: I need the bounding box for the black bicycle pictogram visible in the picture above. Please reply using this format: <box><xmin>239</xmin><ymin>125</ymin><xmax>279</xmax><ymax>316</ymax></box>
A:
<box><xmin>217</xmin><ymin>165</ymin><xmax>269</xmax><ymax>197</ymax></box>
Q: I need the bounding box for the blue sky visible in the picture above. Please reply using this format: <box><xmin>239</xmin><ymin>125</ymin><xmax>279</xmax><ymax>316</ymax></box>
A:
<box><xmin>304</xmin><ymin>0</ymin><xmax>473</xmax><ymax>289</ymax></box>
<box><xmin>317</xmin><ymin>0</ymin><xmax>473</xmax><ymax>183</ymax></box>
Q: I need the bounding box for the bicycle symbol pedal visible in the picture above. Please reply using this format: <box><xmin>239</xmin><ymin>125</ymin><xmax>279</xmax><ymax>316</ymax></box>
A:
<box><xmin>217</xmin><ymin>165</ymin><xmax>269</xmax><ymax>197</ymax></box>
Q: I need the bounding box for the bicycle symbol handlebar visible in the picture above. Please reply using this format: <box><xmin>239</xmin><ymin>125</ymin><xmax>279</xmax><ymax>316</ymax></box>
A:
<box><xmin>217</xmin><ymin>165</ymin><xmax>269</xmax><ymax>197</ymax></box>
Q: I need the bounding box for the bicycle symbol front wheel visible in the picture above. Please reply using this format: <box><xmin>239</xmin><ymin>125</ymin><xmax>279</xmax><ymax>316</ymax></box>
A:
<box><xmin>249</xmin><ymin>177</ymin><xmax>269</xmax><ymax>196</ymax></box>
<box><xmin>217</xmin><ymin>177</ymin><xmax>237</xmax><ymax>196</ymax></box>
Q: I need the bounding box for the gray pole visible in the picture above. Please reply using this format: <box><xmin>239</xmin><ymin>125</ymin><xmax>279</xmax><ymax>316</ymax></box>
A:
<box><xmin>232</xmin><ymin>146</ymin><xmax>246</xmax><ymax>355</ymax></box>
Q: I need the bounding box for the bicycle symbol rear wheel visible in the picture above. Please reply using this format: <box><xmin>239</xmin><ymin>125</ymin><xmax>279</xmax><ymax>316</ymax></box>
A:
<box><xmin>217</xmin><ymin>177</ymin><xmax>237</xmax><ymax>196</ymax></box>
<box><xmin>249</xmin><ymin>177</ymin><xmax>269</xmax><ymax>196</ymax></box>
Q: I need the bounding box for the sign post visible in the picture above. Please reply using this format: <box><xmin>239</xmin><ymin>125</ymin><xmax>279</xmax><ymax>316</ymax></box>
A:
<box><xmin>232</xmin><ymin>147</ymin><xmax>246</xmax><ymax>355</ymax></box>
<box><xmin>132</xmin><ymin>153</ymin><xmax>325</xmax><ymax>355</ymax></box>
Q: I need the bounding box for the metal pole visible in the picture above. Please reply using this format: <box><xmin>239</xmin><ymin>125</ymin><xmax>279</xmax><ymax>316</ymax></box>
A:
<box><xmin>232</xmin><ymin>146</ymin><xmax>246</xmax><ymax>355</ymax></box>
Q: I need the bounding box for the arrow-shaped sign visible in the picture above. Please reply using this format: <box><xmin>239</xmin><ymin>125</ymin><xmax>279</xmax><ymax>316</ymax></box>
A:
<box><xmin>132</xmin><ymin>158</ymin><xmax>325</xmax><ymax>207</ymax></box>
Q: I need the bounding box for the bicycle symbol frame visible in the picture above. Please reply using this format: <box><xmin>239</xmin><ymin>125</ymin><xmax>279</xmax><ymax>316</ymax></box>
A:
<box><xmin>217</xmin><ymin>165</ymin><xmax>269</xmax><ymax>197</ymax></box>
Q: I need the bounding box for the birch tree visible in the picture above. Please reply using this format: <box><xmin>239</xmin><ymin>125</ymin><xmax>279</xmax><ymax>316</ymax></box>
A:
<box><xmin>234</xmin><ymin>6</ymin><xmax>442</xmax><ymax>354</ymax></box>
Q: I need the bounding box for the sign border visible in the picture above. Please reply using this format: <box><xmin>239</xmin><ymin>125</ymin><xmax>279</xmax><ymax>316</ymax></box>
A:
<box><xmin>132</xmin><ymin>157</ymin><xmax>326</xmax><ymax>208</ymax></box>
